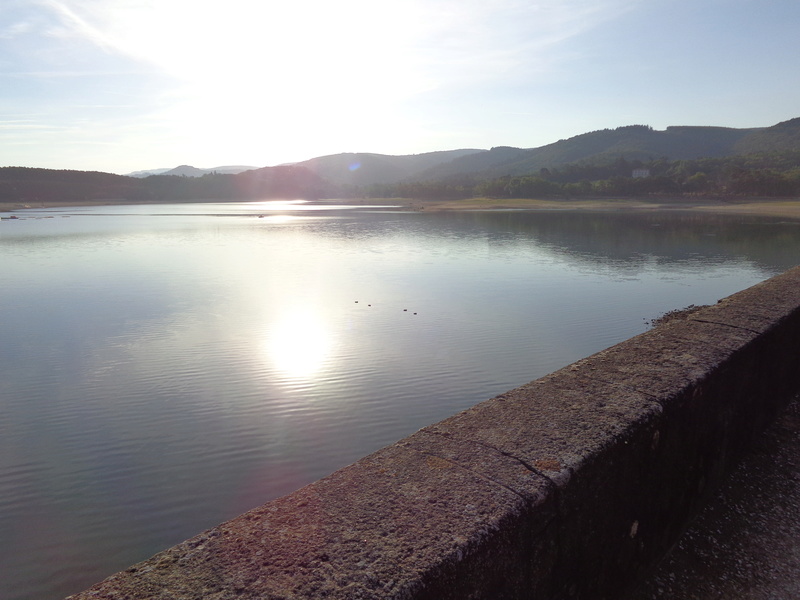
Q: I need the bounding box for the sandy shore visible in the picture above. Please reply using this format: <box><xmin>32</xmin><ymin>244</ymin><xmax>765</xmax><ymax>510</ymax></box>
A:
<box><xmin>4</xmin><ymin>197</ymin><xmax>800</xmax><ymax>220</ymax></box>
<box><xmin>404</xmin><ymin>197</ymin><xmax>800</xmax><ymax>219</ymax></box>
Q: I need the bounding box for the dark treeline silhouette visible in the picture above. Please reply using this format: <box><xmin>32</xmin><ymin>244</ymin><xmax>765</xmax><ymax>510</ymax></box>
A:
<box><xmin>0</xmin><ymin>167</ymin><xmax>150</xmax><ymax>203</ymax></box>
<box><xmin>367</xmin><ymin>151</ymin><xmax>800</xmax><ymax>200</ymax></box>
<box><xmin>0</xmin><ymin>165</ymin><xmax>328</xmax><ymax>204</ymax></box>
<box><xmin>2</xmin><ymin>151</ymin><xmax>800</xmax><ymax>205</ymax></box>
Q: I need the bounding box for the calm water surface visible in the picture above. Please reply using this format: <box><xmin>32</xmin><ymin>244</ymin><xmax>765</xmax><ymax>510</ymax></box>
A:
<box><xmin>2</xmin><ymin>201</ymin><xmax>799</xmax><ymax>599</ymax></box>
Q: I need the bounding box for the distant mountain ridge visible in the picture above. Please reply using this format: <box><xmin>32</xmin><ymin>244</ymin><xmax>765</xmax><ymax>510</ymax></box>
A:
<box><xmin>292</xmin><ymin>118</ymin><xmax>800</xmax><ymax>186</ymax></box>
<box><xmin>127</xmin><ymin>165</ymin><xmax>257</xmax><ymax>178</ymax></box>
<box><xmin>4</xmin><ymin>117</ymin><xmax>798</xmax><ymax>205</ymax></box>
<box><xmin>125</xmin><ymin>118</ymin><xmax>800</xmax><ymax>186</ymax></box>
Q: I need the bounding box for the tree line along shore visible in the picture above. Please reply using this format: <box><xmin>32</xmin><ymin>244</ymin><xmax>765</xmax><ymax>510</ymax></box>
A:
<box><xmin>2</xmin><ymin>150</ymin><xmax>800</xmax><ymax>210</ymax></box>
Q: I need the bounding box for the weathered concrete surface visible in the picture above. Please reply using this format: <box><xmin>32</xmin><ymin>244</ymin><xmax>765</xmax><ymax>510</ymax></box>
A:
<box><xmin>66</xmin><ymin>266</ymin><xmax>800</xmax><ymax>600</ymax></box>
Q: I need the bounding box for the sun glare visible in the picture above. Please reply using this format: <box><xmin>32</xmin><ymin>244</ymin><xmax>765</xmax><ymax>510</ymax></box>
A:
<box><xmin>40</xmin><ymin>0</ymin><xmax>440</xmax><ymax>161</ymax></box>
<box><xmin>265</xmin><ymin>311</ymin><xmax>334</xmax><ymax>380</ymax></box>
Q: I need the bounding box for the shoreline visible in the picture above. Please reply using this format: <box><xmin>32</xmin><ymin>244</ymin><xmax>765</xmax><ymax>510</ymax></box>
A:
<box><xmin>3</xmin><ymin>197</ymin><xmax>800</xmax><ymax>220</ymax></box>
<box><xmin>403</xmin><ymin>196</ymin><xmax>800</xmax><ymax>219</ymax></box>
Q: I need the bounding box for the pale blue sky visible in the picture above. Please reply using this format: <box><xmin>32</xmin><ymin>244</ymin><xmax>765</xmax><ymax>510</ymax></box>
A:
<box><xmin>1</xmin><ymin>0</ymin><xmax>798</xmax><ymax>174</ymax></box>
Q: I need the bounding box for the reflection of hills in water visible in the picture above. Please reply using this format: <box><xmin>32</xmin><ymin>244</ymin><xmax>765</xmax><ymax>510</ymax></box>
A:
<box><xmin>5</xmin><ymin>205</ymin><xmax>799</xmax><ymax>275</ymax></box>
<box><xmin>417</xmin><ymin>210</ymin><xmax>800</xmax><ymax>274</ymax></box>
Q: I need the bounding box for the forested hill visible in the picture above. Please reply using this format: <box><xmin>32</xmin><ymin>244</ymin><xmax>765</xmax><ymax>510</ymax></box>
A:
<box><xmin>294</xmin><ymin>149</ymin><xmax>484</xmax><ymax>186</ymax></box>
<box><xmin>732</xmin><ymin>117</ymin><xmax>800</xmax><ymax>154</ymax></box>
<box><xmin>417</xmin><ymin>119</ymin><xmax>800</xmax><ymax>181</ymax></box>
<box><xmin>2</xmin><ymin>117</ymin><xmax>800</xmax><ymax>204</ymax></box>
<box><xmin>0</xmin><ymin>165</ymin><xmax>327</xmax><ymax>204</ymax></box>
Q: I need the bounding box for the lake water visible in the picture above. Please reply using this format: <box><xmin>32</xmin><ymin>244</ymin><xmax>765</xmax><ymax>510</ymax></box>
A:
<box><xmin>2</xmin><ymin>201</ymin><xmax>800</xmax><ymax>600</ymax></box>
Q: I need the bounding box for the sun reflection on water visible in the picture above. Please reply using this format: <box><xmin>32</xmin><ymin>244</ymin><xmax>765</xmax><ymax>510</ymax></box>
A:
<box><xmin>264</xmin><ymin>310</ymin><xmax>334</xmax><ymax>380</ymax></box>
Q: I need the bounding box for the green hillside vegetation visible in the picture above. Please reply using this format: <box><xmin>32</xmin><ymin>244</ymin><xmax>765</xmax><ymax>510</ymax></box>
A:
<box><xmin>409</xmin><ymin>146</ymin><xmax>529</xmax><ymax>181</ymax></box>
<box><xmin>2</xmin><ymin>118</ymin><xmax>800</xmax><ymax>204</ymax></box>
<box><xmin>295</xmin><ymin>149</ymin><xmax>485</xmax><ymax>186</ymax></box>
<box><xmin>733</xmin><ymin>117</ymin><xmax>800</xmax><ymax>154</ymax></box>
<box><xmin>370</xmin><ymin>151</ymin><xmax>800</xmax><ymax>200</ymax></box>
<box><xmin>417</xmin><ymin>124</ymin><xmax>764</xmax><ymax>182</ymax></box>
<box><xmin>369</xmin><ymin>118</ymin><xmax>800</xmax><ymax>199</ymax></box>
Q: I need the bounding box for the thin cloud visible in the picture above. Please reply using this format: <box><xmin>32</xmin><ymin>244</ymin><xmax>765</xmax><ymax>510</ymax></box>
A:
<box><xmin>30</xmin><ymin>0</ymin><xmax>639</xmax><ymax>88</ymax></box>
<box><xmin>1</xmin><ymin>69</ymin><xmax>144</xmax><ymax>77</ymax></box>
<box><xmin>0</xmin><ymin>20</ymin><xmax>33</xmax><ymax>39</ymax></box>
<box><xmin>0</xmin><ymin>120</ymin><xmax>54</xmax><ymax>130</ymax></box>
<box><xmin>4</xmin><ymin>0</ymin><xmax>796</xmax><ymax>173</ymax></box>
<box><xmin>34</xmin><ymin>0</ymin><xmax>116</xmax><ymax>49</ymax></box>
<box><xmin>406</xmin><ymin>0</ymin><xmax>640</xmax><ymax>83</ymax></box>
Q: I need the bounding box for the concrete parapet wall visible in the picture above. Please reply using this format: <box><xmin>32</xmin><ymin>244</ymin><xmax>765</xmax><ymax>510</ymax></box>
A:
<box><xmin>67</xmin><ymin>266</ymin><xmax>800</xmax><ymax>600</ymax></box>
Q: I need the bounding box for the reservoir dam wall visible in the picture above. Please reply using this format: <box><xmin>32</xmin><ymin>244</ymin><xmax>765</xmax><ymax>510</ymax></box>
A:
<box><xmin>67</xmin><ymin>265</ymin><xmax>800</xmax><ymax>599</ymax></box>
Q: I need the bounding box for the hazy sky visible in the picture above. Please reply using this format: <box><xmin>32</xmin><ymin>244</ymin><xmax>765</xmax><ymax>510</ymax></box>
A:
<box><xmin>2</xmin><ymin>0</ymin><xmax>798</xmax><ymax>174</ymax></box>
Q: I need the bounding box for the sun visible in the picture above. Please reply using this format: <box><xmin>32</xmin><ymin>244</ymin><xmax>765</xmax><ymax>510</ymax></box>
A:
<box><xmin>40</xmin><ymin>0</ymin><xmax>437</xmax><ymax>162</ymax></box>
